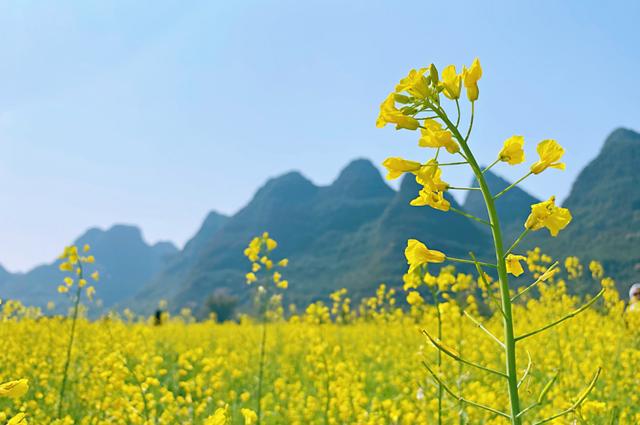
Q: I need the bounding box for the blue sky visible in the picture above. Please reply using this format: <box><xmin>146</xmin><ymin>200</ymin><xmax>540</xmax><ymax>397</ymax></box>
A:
<box><xmin>0</xmin><ymin>1</ymin><xmax>638</xmax><ymax>271</ymax></box>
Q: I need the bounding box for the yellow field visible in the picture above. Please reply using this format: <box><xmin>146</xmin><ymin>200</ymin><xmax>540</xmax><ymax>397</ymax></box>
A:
<box><xmin>0</xmin><ymin>253</ymin><xmax>638</xmax><ymax>425</ymax></box>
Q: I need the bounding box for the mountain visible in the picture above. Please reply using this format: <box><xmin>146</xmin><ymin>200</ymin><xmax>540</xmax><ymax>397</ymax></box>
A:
<box><xmin>130</xmin><ymin>211</ymin><xmax>230</xmax><ymax>311</ymax></box>
<box><xmin>0</xmin><ymin>265</ymin><xmax>13</xmax><ymax>286</ymax></box>
<box><xmin>1</xmin><ymin>225</ymin><xmax>178</xmax><ymax>310</ymax></box>
<box><xmin>130</xmin><ymin>159</ymin><xmax>489</xmax><ymax>312</ymax></box>
<box><xmin>463</xmin><ymin>170</ymin><xmax>541</xmax><ymax>242</ymax></box>
<box><xmin>4</xmin><ymin>128</ymin><xmax>637</xmax><ymax>311</ymax></box>
<box><xmin>525</xmin><ymin>128</ymin><xmax>640</xmax><ymax>292</ymax></box>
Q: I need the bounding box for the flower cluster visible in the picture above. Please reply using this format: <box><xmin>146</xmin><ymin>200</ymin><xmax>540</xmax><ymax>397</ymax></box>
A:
<box><xmin>57</xmin><ymin>244</ymin><xmax>99</xmax><ymax>300</ymax></box>
<box><xmin>244</xmin><ymin>233</ymin><xmax>289</xmax><ymax>289</ymax></box>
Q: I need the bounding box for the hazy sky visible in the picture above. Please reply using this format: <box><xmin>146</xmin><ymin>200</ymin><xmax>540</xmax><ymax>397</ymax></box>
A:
<box><xmin>0</xmin><ymin>1</ymin><xmax>638</xmax><ymax>272</ymax></box>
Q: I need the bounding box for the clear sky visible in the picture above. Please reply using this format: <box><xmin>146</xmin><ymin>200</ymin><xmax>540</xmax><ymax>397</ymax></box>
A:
<box><xmin>0</xmin><ymin>1</ymin><xmax>638</xmax><ymax>272</ymax></box>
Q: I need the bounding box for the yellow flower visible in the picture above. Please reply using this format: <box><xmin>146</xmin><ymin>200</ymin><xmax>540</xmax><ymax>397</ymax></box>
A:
<box><xmin>499</xmin><ymin>135</ymin><xmax>525</xmax><ymax>165</ymax></box>
<box><xmin>525</xmin><ymin>196</ymin><xmax>572</xmax><ymax>236</ymax></box>
<box><xmin>418</xmin><ymin>120</ymin><xmax>459</xmax><ymax>153</ymax></box>
<box><xmin>505</xmin><ymin>254</ymin><xmax>527</xmax><ymax>277</ymax></box>
<box><xmin>57</xmin><ymin>285</ymin><xmax>69</xmax><ymax>294</ymax></box>
<box><xmin>277</xmin><ymin>280</ymin><xmax>289</xmax><ymax>289</ymax></box>
<box><xmin>252</xmin><ymin>262</ymin><xmax>261</xmax><ymax>272</ymax></box>
<box><xmin>63</xmin><ymin>277</ymin><xmax>74</xmax><ymax>287</ymax></box>
<box><xmin>91</xmin><ymin>271</ymin><xmax>100</xmax><ymax>281</ymax></box>
<box><xmin>414</xmin><ymin>161</ymin><xmax>449</xmax><ymax>192</ymax></box>
<box><xmin>78</xmin><ymin>278</ymin><xmax>87</xmax><ymax>288</ymax></box>
<box><xmin>7</xmin><ymin>413</ymin><xmax>27</xmax><ymax>425</ymax></box>
<box><xmin>394</xmin><ymin>68</ymin><xmax>430</xmax><ymax>98</ymax></box>
<box><xmin>404</xmin><ymin>239</ymin><xmax>445</xmax><ymax>273</ymax></box>
<box><xmin>278</xmin><ymin>258</ymin><xmax>289</xmax><ymax>267</ymax></box>
<box><xmin>589</xmin><ymin>260</ymin><xmax>604</xmax><ymax>279</ymax></box>
<box><xmin>83</xmin><ymin>244</ymin><xmax>90</xmax><ymax>252</ymax></box>
<box><xmin>273</xmin><ymin>272</ymin><xmax>281</xmax><ymax>283</ymax></box>
<box><xmin>241</xmin><ymin>408</ymin><xmax>258</xmax><ymax>425</ymax></box>
<box><xmin>59</xmin><ymin>262</ymin><xmax>73</xmax><ymax>272</ymax></box>
<box><xmin>204</xmin><ymin>406</ymin><xmax>229</xmax><ymax>425</ymax></box>
<box><xmin>84</xmin><ymin>255</ymin><xmax>95</xmax><ymax>263</ymax></box>
<box><xmin>463</xmin><ymin>58</ymin><xmax>482</xmax><ymax>101</ymax></box>
<box><xmin>246</xmin><ymin>272</ymin><xmax>257</xmax><ymax>284</ymax></box>
<box><xmin>266</xmin><ymin>238</ymin><xmax>277</xmax><ymax>251</ymax></box>
<box><xmin>406</xmin><ymin>291</ymin><xmax>424</xmax><ymax>306</ymax></box>
<box><xmin>440</xmin><ymin>65</ymin><xmax>462</xmax><ymax>100</ymax></box>
<box><xmin>376</xmin><ymin>93</ymin><xmax>420</xmax><ymax>130</ymax></box>
<box><xmin>382</xmin><ymin>157</ymin><xmax>422</xmax><ymax>180</ymax></box>
<box><xmin>530</xmin><ymin>139</ymin><xmax>565</xmax><ymax>174</ymax></box>
<box><xmin>410</xmin><ymin>189</ymin><xmax>450</xmax><ymax>211</ymax></box>
<box><xmin>0</xmin><ymin>379</ymin><xmax>28</xmax><ymax>398</ymax></box>
<box><xmin>86</xmin><ymin>286</ymin><xmax>96</xmax><ymax>301</ymax></box>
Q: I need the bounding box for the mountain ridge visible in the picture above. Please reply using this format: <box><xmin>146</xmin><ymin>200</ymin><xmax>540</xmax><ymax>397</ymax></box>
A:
<box><xmin>2</xmin><ymin>127</ymin><xmax>638</xmax><ymax>311</ymax></box>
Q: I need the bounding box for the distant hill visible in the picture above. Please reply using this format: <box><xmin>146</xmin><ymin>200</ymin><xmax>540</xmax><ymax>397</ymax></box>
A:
<box><xmin>130</xmin><ymin>159</ymin><xmax>489</xmax><ymax>312</ymax></box>
<box><xmin>524</xmin><ymin>128</ymin><xmax>640</xmax><ymax>293</ymax></box>
<box><xmin>1</xmin><ymin>225</ymin><xmax>178</xmax><ymax>310</ymax></box>
<box><xmin>3</xmin><ymin>128</ymin><xmax>638</xmax><ymax>312</ymax></box>
<box><xmin>129</xmin><ymin>211</ymin><xmax>230</xmax><ymax>312</ymax></box>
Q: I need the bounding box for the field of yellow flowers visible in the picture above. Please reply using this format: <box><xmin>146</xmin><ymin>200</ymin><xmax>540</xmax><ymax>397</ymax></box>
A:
<box><xmin>0</xmin><ymin>251</ymin><xmax>638</xmax><ymax>424</ymax></box>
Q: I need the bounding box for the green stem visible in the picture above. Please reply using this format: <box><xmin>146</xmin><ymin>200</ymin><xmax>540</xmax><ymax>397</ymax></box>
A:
<box><xmin>256</xmin><ymin>317</ymin><xmax>267</xmax><ymax>425</ymax></box>
<box><xmin>464</xmin><ymin>102</ymin><xmax>475</xmax><ymax>143</ymax></box>
<box><xmin>438</xmin><ymin>161</ymin><xmax>469</xmax><ymax>166</ymax></box>
<box><xmin>483</xmin><ymin>158</ymin><xmax>500</xmax><ymax>174</ymax></box>
<box><xmin>504</xmin><ymin>229</ymin><xmax>530</xmax><ymax>257</ymax></box>
<box><xmin>437</xmin><ymin>106</ymin><xmax>523</xmax><ymax>424</ymax></box>
<box><xmin>446</xmin><ymin>257</ymin><xmax>496</xmax><ymax>269</ymax></box>
<box><xmin>429</xmin><ymin>287</ymin><xmax>443</xmax><ymax>425</ymax></box>
<box><xmin>449</xmin><ymin>207</ymin><xmax>492</xmax><ymax>227</ymax></box>
<box><xmin>511</xmin><ymin>262</ymin><xmax>559</xmax><ymax>302</ymax></box>
<box><xmin>516</xmin><ymin>289</ymin><xmax>605</xmax><ymax>341</ymax></box>
<box><xmin>494</xmin><ymin>172</ymin><xmax>532</xmax><ymax>200</ymax></box>
<box><xmin>448</xmin><ymin>186</ymin><xmax>481</xmax><ymax>191</ymax></box>
<box><xmin>57</xmin><ymin>269</ymin><xmax>84</xmax><ymax>419</ymax></box>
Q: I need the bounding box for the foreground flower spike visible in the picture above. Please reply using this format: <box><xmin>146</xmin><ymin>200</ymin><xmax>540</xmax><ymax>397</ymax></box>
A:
<box><xmin>505</xmin><ymin>254</ymin><xmax>527</xmax><ymax>276</ymax></box>
<box><xmin>376</xmin><ymin>59</ymin><xmax>602</xmax><ymax>425</ymax></box>
<box><xmin>525</xmin><ymin>196</ymin><xmax>572</xmax><ymax>236</ymax></box>
<box><xmin>463</xmin><ymin>58</ymin><xmax>482</xmax><ymax>101</ymax></box>
<box><xmin>530</xmin><ymin>139</ymin><xmax>566</xmax><ymax>174</ymax></box>
<box><xmin>376</xmin><ymin>93</ymin><xmax>420</xmax><ymax>130</ymax></box>
<box><xmin>405</xmin><ymin>239</ymin><xmax>445</xmax><ymax>273</ymax></box>
<box><xmin>499</xmin><ymin>136</ymin><xmax>526</xmax><ymax>165</ymax></box>
<box><xmin>0</xmin><ymin>379</ymin><xmax>28</xmax><ymax>398</ymax></box>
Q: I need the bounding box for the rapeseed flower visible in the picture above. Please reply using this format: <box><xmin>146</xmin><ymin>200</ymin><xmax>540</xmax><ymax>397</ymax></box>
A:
<box><xmin>440</xmin><ymin>65</ymin><xmax>462</xmax><ymax>100</ymax></box>
<box><xmin>382</xmin><ymin>157</ymin><xmax>422</xmax><ymax>179</ymax></box>
<box><xmin>505</xmin><ymin>254</ymin><xmax>527</xmax><ymax>276</ymax></box>
<box><xmin>418</xmin><ymin>121</ymin><xmax>459</xmax><ymax>153</ymax></box>
<box><xmin>463</xmin><ymin>58</ymin><xmax>482</xmax><ymax>101</ymax></box>
<box><xmin>530</xmin><ymin>139</ymin><xmax>565</xmax><ymax>174</ymax></box>
<box><xmin>0</xmin><ymin>379</ymin><xmax>28</xmax><ymax>398</ymax></box>
<box><xmin>376</xmin><ymin>94</ymin><xmax>420</xmax><ymax>130</ymax></box>
<box><xmin>405</xmin><ymin>239</ymin><xmax>445</xmax><ymax>273</ymax></box>
<box><xmin>499</xmin><ymin>135</ymin><xmax>525</xmax><ymax>165</ymax></box>
<box><xmin>525</xmin><ymin>196</ymin><xmax>572</xmax><ymax>236</ymax></box>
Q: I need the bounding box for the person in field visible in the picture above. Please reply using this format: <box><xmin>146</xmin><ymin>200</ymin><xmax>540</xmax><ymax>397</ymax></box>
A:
<box><xmin>629</xmin><ymin>283</ymin><xmax>640</xmax><ymax>312</ymax></box>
